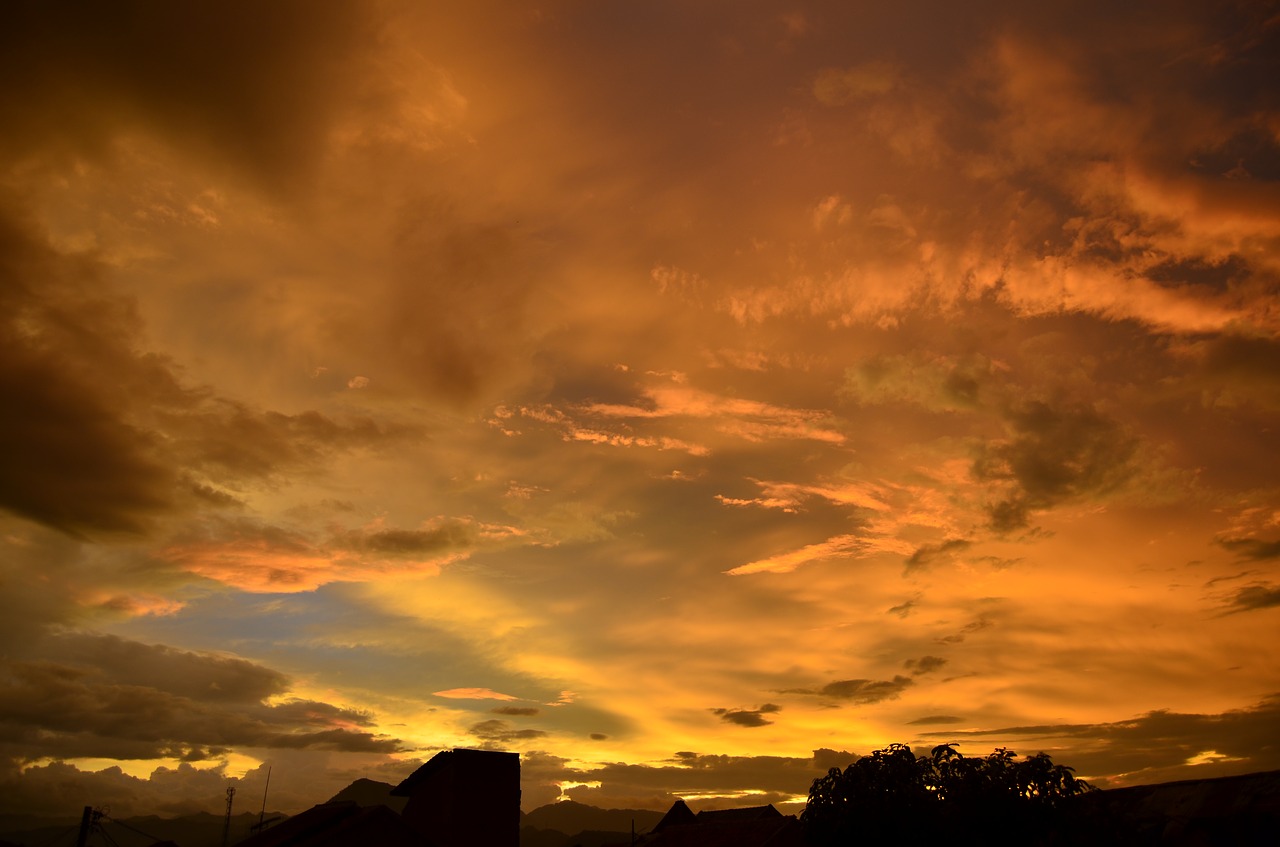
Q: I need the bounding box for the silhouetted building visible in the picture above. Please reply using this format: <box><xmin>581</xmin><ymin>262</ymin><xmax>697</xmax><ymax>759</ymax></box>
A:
<box><xmin>393</xmin><ymin>748</ymin><xmax>521</xmax><ymax>847</ymax></box>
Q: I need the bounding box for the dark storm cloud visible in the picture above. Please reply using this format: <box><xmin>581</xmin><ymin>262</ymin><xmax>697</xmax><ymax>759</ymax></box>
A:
<box><xmin>0</xmin><ymin>635</ymin><xmax>400</xmax><ymax>763</ymax></box>
<box><xmin>918</xmin><ymin>695</ymin><xmax>1280</xmax><ymax>784</ymax></box>
<box><xmin>0</xmin><ymin>199</ymin><xmax>420</xmax><ymax>540</ymax></box>
<box><xmin>0</xmin><ymin>0</ymin><xmax>374</xmax><ymax>191</ymax></box>
<box><xmin>712</xmin><ymin>703</ymin><xmax>781</xmax><ymax>728</ymax></box>
<box><xmin>0</xmin><ymin>204</ymin><xmax>179</xmax><ymax>536</ymax></box>
<box><xmin>973</xmin><ymin>401</ymin><xmax>1140</xmax><ymax>532</ymax></box>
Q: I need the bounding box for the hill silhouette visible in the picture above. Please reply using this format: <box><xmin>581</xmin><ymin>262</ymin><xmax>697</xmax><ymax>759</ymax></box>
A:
<box><xmin>522</xmin><ymin>799</ymin><xmax>663</xmax><ymax>835</ymax></box>
<box><xmin>325</xmin><ymin>777</ymin><xmax>407</xmax><ymax>813</ymax></box>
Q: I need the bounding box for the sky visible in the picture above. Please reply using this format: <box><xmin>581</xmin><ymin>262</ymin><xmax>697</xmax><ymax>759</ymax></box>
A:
<box><xmin>1</xmin><ymin>0</ymin><xmax>1278</xmax><ymax>820</ymax></box>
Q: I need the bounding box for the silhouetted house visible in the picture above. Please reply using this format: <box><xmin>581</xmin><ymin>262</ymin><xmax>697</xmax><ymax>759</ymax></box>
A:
<box><xmin>392</xmin><ymin>748</ymin><xmax>521</xmax><ymax>847</ymax></box>
<box><xmin>640</xmin><ymin>800</ymin><xmax>804</xmax><ymax>846</ymax></box>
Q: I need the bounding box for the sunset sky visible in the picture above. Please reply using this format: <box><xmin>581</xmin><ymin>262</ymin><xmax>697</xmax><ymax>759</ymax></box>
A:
<box><xmin>1</xmin><ymin>0</ymin><xmax>1278</xmax><ymax>819</ymax></box>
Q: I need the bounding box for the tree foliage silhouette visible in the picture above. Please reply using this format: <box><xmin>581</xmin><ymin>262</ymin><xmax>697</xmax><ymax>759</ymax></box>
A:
<box><xmin>802</xmin><ymin>743</ymin><xmax>1092</xmax><ymax>845</ymax></box>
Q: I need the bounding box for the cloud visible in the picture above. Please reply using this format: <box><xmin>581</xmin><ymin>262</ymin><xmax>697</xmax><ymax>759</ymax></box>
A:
<box><xmin>844</xmin><ymin>353</ymin><xmax>997</xmax><ymax>411</ymax></box>
<box><xmin>711</xmin><ymin>704</ymin><xmax>781</xmax><ymax>728</ymax></box>
<box><xmin>0</xmin><ymin>198</ymin><xmax>422</xmax><ymax>542</ymax></box>
<box><xmin>937</xmin><ymin>616</ymin><xmax>994</xmax><ymax>645</ymax></box>
<box><xmin>0</xmin><ymin>634</ymin><xmax>400</xmax><ymax>764</ymax></box>
<box><xmin>1220</xmin><ymin>583</ymin><xmax>1280</xmax><ymax>614</ymax></box>
<box><xmin>813</xmin><ymin>61</ymin><xmax>901</xmax><ymax>106</ymax></box>
<box><xmin>433</xmin><ymin>688</ymin><xmax>520</xmax><ymax>702</ymax></box>
<box><xmin>918</xmin><ymin>695</ymin><xmax>1280</xmax><ymax>786</ymax></box>
<box><xmin>784</xmin><ymin>676</ymin><xmax>915</xmax><ymax>705</ymax></box>
<box><xmin>35</xmin><ymin>633</ymin><xmax>287</xmax><ymax>704</ymax></box>
<box><xmin>0</xmin><ymin>205</ymin><xmax>178</xmax><ymax>537</ymax></box>
<box><xmin>331</xmin><ymin>522</ymin><xmax>480</xmax><ymax>557</ymax></box>
<box><xmin>0</xmin><ymin>0</ymin><xmax>375</xmax><ymax>192</ymax></box>
<box><xmin>907</xmin><ymin>715</ymin><xmax>965</xmax><ymax>726</ymax></box>
<box><xmin>888</xmin><ymin>600</ymin><xmax>917</xmax><ymax>618</ymax></box>
<box><xmin>1218</xmin><ymin>537</ymin><xmax>1280</xmax><ymax>560</ymax></box>
<box><xmin>520</xmin><ymin>748</ymin><xmax>856</xmax><ymax>811</ymax></box>
<box><xmin>468</xmin><ymin>719</ymin><xmax>547</xmax><ymax>745</ymax></box>
<box><xmin>492</xmin><ymin>706</ymin><xmax>540</xmax><ymax>716</ymax></box>
<box><xmin>904</xmin><ymin>539</ymin><xmax>971</xmax><ymax>571</ymax></box>
<box><xmin>904</xmin><ymin>656</ymin><xmax>948</xmax><ymax>676</ymax></box>
<box><xmin>157</xmin><ymin>516</ymin><xmax>515</xmax><ymax>592</ymax></box>
<box><xmin>973</xmin><ymin>401</ymin><xmax>1140</xmax><ymax>531</ymax></box>
<box><xmin>579</xmin><ymin>380</ymin><xmax>847</xmax><ymax>445</ymax></box>
<box><xmin>0</xmin><ymin>756</ymin><xmax>415</xmax><ymax>820</ymax></box>
<box><xmin>726</xmin><ymin>533</ymin><xmax>911</xmax><ymax>576</ymax></box>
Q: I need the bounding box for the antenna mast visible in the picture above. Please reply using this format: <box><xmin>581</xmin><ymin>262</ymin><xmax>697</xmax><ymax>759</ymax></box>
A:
<box><xmin>258</xmin><ymin>765</ymin><xmax>272</xmax><ymax>830</ymax></box>
<box><xmin>222</xmin><ymin>786</ymin><xmax>236</xmax><ymax>847</ymax></box>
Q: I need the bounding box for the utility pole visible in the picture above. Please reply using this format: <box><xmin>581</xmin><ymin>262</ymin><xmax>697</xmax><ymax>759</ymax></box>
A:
<box><xmin>222</xmin><ymin>786</ymin><xmax>236</xmax><ymax>847</ymax></box>
<box><xmin>75</xmin><ymin>806</ymin><xmax>101</xmax><ymax>847</ymax></box>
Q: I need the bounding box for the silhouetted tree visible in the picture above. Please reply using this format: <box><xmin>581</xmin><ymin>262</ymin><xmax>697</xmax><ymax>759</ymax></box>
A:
<box><xmin>802</xmin><ymin>743</ymin><xmax>1092</xmax><ymax>846</ymax></box>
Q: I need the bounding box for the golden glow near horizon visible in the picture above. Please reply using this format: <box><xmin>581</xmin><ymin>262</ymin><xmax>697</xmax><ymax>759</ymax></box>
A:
<box><xmin>0</xmin><ymin>0</ymin><xmax>1277</xmax><ymax>819</ymax></box>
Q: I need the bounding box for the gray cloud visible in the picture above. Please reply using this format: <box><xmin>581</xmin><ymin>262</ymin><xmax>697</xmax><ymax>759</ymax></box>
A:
<box><xmin>1218</xmin><ymin>537</ymin><xmax>1280</xmax><ymax>561</ymax></box>
<box><xmin>904</xmin><ymin>539</ymin><xmax>970</xmax><ymax>571</ymax></box>
<box><xmin>783</xmin><ymin>676</ymin><xmax>915</xmax><ymax>704</ymax></box>
<box><xmin>1221</xmin><ymin>583</ymin><xmax>1280</xmax><ymax>614</ymax></box>
<box><xmin>904</xmin><ymin>656</ymin><xmax>948</xmax><ymax>676</ymax></box>
<box><xmin>37</xmin><ymin>633</ymin><xmax>288</xmax><ymax>704</ymax></box>
<box><xmin>820</xmin><ymin>676</ymin><xmax>913</xmax><ymax>703</ymax></box>
<box><xmin>974</xmin><ymin>401</ymin><xmax>1140</xmax><ymax>532</ymax></box>
<box><xmin>0</xmin><ymin>634</ymin><xmax>400</xmax><ymax>764</ymax></box>
<box><xmin>468</xmin><ymin>719</ymin><xmax>548</xmax><ymax>745</ymax></box>
<box><xmin>937</xmin><ymin>615</ymin><xmax>994</xmax><ymax>645</ymax></box>
<box><xmin>331</xmin><ymin>522</ymin><xmax>479</xmax><ymax>558</ymax></box>
<box><xmin>887</xmin><ymin>600</ymin><xmax>917</xmax><ymax>618</ymax></box>
<box><xmin>712</xmin><ymin>704</ymin><xmax>781</xmax><ymax>728</ymax></box>
<box><xmin>492</xmin><ymin>706</ymin><xmax>541</xmax><ymax>717</ymax></box>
